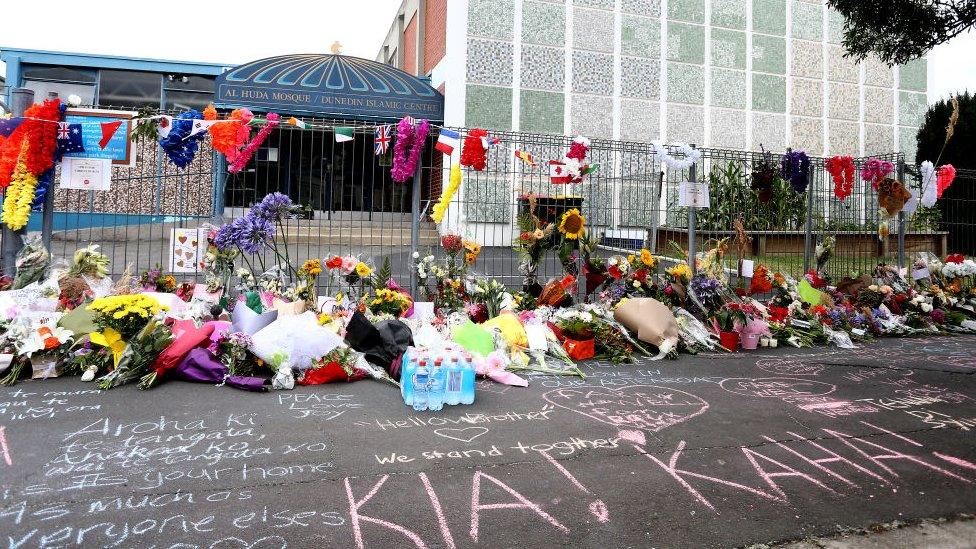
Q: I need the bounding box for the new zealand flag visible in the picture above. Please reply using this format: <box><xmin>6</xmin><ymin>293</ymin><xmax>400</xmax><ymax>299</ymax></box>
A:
<box><xmin>56</xmin><ymin>122</ymin><xmax>86</xmax><ymax>158</ymax></box>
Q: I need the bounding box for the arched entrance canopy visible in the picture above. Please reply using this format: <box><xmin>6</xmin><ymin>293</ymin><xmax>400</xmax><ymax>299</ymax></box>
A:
<box><xmin>215</xmin><ymin>54</ymin><xmax>444</xmax><ymax>122</ymax></box>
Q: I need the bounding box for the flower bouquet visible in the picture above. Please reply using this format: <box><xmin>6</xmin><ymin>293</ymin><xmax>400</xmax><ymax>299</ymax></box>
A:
<box><xmin>11</xmin><ymin>237</ymin><xmax>51</xmax><ymax>290</ymax></box>
<box><xmin>0</xmin><ymin>322</ymin><xmax>73</xmax><ymax>385</ymax></box>
<box><xmin>712</xmin><ymin>303</ymin><xmax>747</xmax><ymax>351</ymax></box>
<box><xmin>550</xmin><ymin>308</ymin><xmax>598</xmax><ymax>360</ymax></box>
<box><xmin>139</xmin><ymin>265</ymin><xmax>177</xmax><ymax>293</ymax></box>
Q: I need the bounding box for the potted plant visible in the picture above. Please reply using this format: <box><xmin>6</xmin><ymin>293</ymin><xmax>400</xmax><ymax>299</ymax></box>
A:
<box><xmin>713</xmin><ymin>304</ymin><xmax>746</xmax><ymax>351</ymax></box>
<box><xmin>551</xmin><ymin>309</ymin><xmax>598</xmax><ymax>360</ymax></box>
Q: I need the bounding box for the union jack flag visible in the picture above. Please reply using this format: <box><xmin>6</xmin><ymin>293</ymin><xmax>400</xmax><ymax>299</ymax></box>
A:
<box><xmin>374</xmin><ymin>125</ymin><xmax>391</xmax><ymax>155</ymax></box>
<box><xmin>58</xmin><ymin>122</ymin><xmax>71</xmax><ymax>140</ymax></box>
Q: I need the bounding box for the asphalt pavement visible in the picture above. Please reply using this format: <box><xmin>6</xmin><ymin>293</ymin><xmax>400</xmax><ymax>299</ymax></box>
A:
<box><xmin>1</xmin><ymin>335</ymin><xmax>975</xmax><ymax>548</ymax></box>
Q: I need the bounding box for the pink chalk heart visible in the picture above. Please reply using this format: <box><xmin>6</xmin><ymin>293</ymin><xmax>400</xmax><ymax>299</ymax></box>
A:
<box><xmin>617</xmin><ymin>429</ymin><xmax>646</xmax><ymax>446</ymax></box>
<box><xmin>543</xmin><ymin>385</ymin><xmax>709</xmax><ymax>432</ymax></box>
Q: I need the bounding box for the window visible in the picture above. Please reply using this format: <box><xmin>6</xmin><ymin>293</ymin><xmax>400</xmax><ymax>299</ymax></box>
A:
<box><xmin>23</xmin><ymin>80</ymin><xmax>96</xmax><ymax>106</ymax></box>
<box><xmin>163</xmin><ymin>74</ymin><xmax>215</xmax><ymax>111</ymax></box>
<box><xmin>98</xmin><ymin>70</ymin><xmax>161</xmax><ymax>109</ymax></box>
<box><xmin>21</xmin><ymin>65</ymin><xmax>96</xmax><ymax>84</ymax></box>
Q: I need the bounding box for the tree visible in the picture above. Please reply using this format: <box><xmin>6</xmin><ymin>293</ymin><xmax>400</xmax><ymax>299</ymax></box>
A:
<box><xmin>827</xmin><ymin>0</ymin><xmax>976</xmax><ymax>65</ymax></box>
<box><xmin>916</xmin><ymin>92</ymin><xmax>974</xmax><ymax>168</ymax></box>
<box><xmin>915</xmin><ymin>92</ymin><xmax>975</xmax><ymax>254</ymax></box>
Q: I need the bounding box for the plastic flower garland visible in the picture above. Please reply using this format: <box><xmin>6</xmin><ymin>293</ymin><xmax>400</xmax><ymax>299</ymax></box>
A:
<box><xmin>826</xmin><ymin>155</ymin><xmax>856</xmax><ymax>200</ymax></box>
<box><xmin>0</xmin><ymin>98</ymin><xmax>61</xmax><ymax>188</ymax></box>
<box><xmin>460</xmin><ymin>128</ymin><xmax>488</xmax><ymax>171</ymax></box>
<box><xmin>920</xmin><ymin>161</ymin><xmax>937</xmax><ymax>207</ymax></box>
<box><xmin>159</xmin><ymin>109</ymin><xmax>207</xmax><ymax>168</ymax></box>
<box><xmin>207</xmin><ymin>105</ymin><xmax>254</xmax><ymax>164</ymax></box>
<box><xmin>0</xmin><ymin>148</ymin><xmax>39</xmax><ymax>230</ymax></box>
<box><xmin>860</xmin><ymin>157</ymin><xmax>893</xmax><ymax>191</ymax></box>
<box><xmin>649</xmin><ymin>141</ymin><xmax>701</xmax><ymax>170</ymax></box>
<box><xmin>781</xmin><ymin>149</ymin><xmax>810</xmax><ymax>194</ymax></box>
<box><xmin>228</xmin><ymin>113</ymin><xmax>281</xmax><ymax>174</ymax></box>
<box><xmin>936</xmin><ymin>164</ymin><xmax>956</xmax><ymax>198</ymax></box>
<box><xmin>432</xmin><ymin>163</ymin><xmax>462</xmax><ymax>224</ymax></box>
<box><xmin>391</xmin><ymin>117</ymin><xmax>430</xmax><ymax>183</ymax></box>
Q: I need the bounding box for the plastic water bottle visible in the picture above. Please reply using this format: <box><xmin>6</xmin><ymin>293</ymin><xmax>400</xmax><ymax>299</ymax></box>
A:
<box><xmin>427</xmin><ymin>359</ymin><xmax>445</xmax><ymax>411</ymax></box>
<box><xmin>412</xmin><ymin>361</ymin><xmax>430</xmax><ymax>411</ymax></box>
<box><xmin>461</xmin><ymin>353</ymin><xmax>476</xmax><ymax>405</ymax></box>
<box><xmin>401</xmin><ymin>355</ymin><xmax>416</xmax><ymax>406</ymax></box>
<box><xmin>445</xmin><ymin>356</ymin><xmax>463</xmax><ymax>406</ymax></box>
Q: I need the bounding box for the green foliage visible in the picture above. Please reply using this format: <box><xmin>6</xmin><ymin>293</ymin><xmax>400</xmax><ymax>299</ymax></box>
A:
<box><xmin>691</xmin><ymin>161</ymin><xmax>807</xmax><ymax>232</ymax></box>
<box><xmin>374</xmin><ymin>257</ymin><xmax>393</xmax><ymax>286</ymax></box>
<box><xmin>826</xmin><ymin>0</ymin><xmax>976</xmax><ymax>65</ymax></box>
<box><xmin>915</xmin><ymin>91</ymin><xmax>975</xmax><ymax>168</ymax></box>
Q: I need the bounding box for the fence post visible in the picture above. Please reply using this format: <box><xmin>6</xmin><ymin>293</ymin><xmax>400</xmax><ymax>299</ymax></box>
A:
<box><xmin>897</xmin><ymin>158</ymin><xmax>906</xmax><ymax>270</ymax></box>
<box><xmin>1</xmin><ymin>88</ymin><xmax>35</xmax><ymax>278</ymax></box>
<box><xmin>41</xmin><ymin>92</ymin><xmax>59</xmax><ymax>252</ymax></box>
<box><xmin>803</xmin><ymin>169</ymin><xmax>815</xmax><ymax>272</ymax></box>
<box><xmin>409</xmin><ymin>156</ymin><xmax>423</xmax><ymax>297</ymax></box>
<box><xmin>648</xmin><ymin>170</ymin><xmax>664</xmax><ymax>252</ymax></box>
<box><xmin>687</xmin><ymin>145</ymin><xmax>697</xmax><ymax>275</ymax></box>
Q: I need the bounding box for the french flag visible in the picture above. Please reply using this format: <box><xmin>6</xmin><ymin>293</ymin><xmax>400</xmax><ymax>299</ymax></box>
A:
<box><xmin>435</xmin><ymin>129</ymin><xmax>460</xmax><ymax>156</ymax></box>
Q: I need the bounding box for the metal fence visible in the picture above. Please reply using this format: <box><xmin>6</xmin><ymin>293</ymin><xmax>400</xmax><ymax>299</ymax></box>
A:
<box><xmin>2</xmin><ymin>111</ymin><xmax>973</xmax><ymax>292</ymax></box>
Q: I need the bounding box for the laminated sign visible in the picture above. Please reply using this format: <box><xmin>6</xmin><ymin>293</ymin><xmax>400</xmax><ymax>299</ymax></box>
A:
<box><xmin>59</xmin><ymin>157</ymin><xmax>112</xmax><ymax>190</ymax></box>
<box><xmin>679</xmin><ymin>180</ymin><xmax>709</xmax><ymax>208</ymax></box>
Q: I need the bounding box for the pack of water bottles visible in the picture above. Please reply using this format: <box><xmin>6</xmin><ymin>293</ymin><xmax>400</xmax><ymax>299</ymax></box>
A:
<box><xmin>400</xmin><ymin>347</ymin><xmax>476</xmax><ymax>411</ymax></box>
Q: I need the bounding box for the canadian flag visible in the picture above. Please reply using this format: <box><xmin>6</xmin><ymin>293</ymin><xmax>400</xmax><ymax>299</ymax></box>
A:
<box><xmin>549</xmin><ymin>160</ymin><xmax>572</xmax><ymax>184</ymax></box>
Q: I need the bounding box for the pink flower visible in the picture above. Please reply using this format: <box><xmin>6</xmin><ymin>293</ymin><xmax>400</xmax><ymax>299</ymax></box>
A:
<box><xmin>340</xmin><ymin>257</ymin><xmax>358</xmax><ymax>275</ymax></box>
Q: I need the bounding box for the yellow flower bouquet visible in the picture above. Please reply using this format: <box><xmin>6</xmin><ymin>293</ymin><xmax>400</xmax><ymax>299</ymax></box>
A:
<box><xmin>88</xmin><ymin>294</ymin><xmax>167</xmax><ymax>339</ymax></box>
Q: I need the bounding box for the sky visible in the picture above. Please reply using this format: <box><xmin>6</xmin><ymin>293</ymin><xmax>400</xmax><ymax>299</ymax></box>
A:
<box><xmin>0</xmin><ymin>0</ymin><xmax>974</xmax><ymax>105</ymax></box>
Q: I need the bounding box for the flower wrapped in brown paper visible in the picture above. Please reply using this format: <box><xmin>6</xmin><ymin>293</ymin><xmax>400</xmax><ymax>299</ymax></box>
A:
<box><xmin>877</xmin><ymin>177</ymin><xmax>911</xmax><ymax>217</ymax></box>
<box><xmin>612</xmin><ymin>298</ymin><xmax>679</xmax><ymax>359</ymax></box>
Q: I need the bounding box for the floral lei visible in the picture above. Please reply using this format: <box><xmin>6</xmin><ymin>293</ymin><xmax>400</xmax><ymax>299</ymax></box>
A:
<box><xmin>0</xmin><ymin>147</ymin><xmax>39</xmax><ymax>230</ymax></box>
<box><xmin>781</xmin><ymin>149</ymin><xmax>810</xmax><ymax>194</ymax></box>
<box><xmin>860</xmin><ymin>157</ymin><xmax>893</xmax><ymax>191</ymax></box>
<box><xmin>228</xmin><ymin>113</ymin><xmax>280</xmax><ymax>174</ymax></box>
<box><xmin>826</xmin><ymin>155</ymin><xmax>855</xmax><ymax>200</ymax></box>
<box><xmin>391</xmin><ymin>117</ymin><xmax>430</xmax><ymax>184</ymax></box>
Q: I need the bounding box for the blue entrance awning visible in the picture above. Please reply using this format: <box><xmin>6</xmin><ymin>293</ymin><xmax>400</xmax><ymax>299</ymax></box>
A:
<box><xmin>215</xmin><ymin>54</ymin><xmax>444</xmax><ymax>122</ymax></box>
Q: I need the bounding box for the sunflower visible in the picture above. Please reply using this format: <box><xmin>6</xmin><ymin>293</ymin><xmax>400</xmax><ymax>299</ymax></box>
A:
<box><xmin>558</xmin><ymin>208</ymin><xmax>585</xmax><ymax>240</ymax></box>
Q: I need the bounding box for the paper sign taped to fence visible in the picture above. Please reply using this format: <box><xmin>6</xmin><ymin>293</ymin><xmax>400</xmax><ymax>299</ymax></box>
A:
<box><xmin>679</xmin><ymin>181</ymin><xmax>709</xmax><ymax>208</ymax></box>
<box><xmin>59</xmin><ymin>157</ymin><xmax>112</xmax><ymax>191</ymax></box>
<box><xmin>169</xmin><ymin>228</ymin><xmax>207</xmax><ymax>274</ymax></box>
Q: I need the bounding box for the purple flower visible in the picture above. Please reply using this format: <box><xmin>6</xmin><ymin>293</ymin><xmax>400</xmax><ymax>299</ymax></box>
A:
<box><xmin>236</xmin><ymin>215</ymin><xmax>274</xmax><ymax>255</ymax></box>
<box><xmin>253</xmin><ymin>193</ymin><xmax>294</xmax><ymax>221</ymax></box>
<box><xmin>214</xmin><ymin>223</ymin><xmax>237</xmax><ymax>251</ymax></box>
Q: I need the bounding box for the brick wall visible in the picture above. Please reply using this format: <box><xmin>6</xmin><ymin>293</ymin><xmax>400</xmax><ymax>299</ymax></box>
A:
<box><xmin>423</xmin><ymin>0</ymin><xmax>447</xmax><ymax>74</ymax></box>
<box><xmin>404</xmin><ymin>15</ymin><xmax>418</xmax><ymax>75</ymax></box>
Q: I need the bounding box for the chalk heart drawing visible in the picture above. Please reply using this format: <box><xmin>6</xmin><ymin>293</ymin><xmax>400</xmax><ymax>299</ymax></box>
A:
<box><xmin>542</xmin><ymin>385</ymin><xmax>709</xmax><ymax>432</ymax></box>
<box><xmin>433</xmin><ymin>426</ymin><xmax>490</xmax><ymax>443</ymax></box>
<box><xmin>756</xmin><ymin>358</ymin><xmax>825</xmax><ymax>377</ymax></box>
<box><xmin>209</xmin><ymin>536</ymin><xmax>288</xmax><ymax>549</ymax></box>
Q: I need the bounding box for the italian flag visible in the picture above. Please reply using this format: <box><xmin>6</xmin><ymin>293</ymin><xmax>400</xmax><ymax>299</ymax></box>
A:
<box><xmin>335</xmin><ymin>127</ymin><xmax>354</xmax><ymax>142</ymax></box>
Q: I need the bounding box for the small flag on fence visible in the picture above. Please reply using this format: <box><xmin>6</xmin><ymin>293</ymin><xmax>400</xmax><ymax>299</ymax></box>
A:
<box><xmin>480</xmin><ymin>135</ymin><xmax>500</xmax><ymax>150</ymax></box>
<box><xmin>156</xmin><ymin>116</ymin><xmax>174</xmax><ymax>139</ymax></box>
<box><xmin>99</xmin><ymin>120</ymin><xmax>124</xmax><ymax>149</ymax></box>
<box><xmin>335</xmin><ymin>127</ymin><xmax>354</xmax><ymax>143</ymax></box>
<box><xmin>549</xmin><ymin>160</ymin><xmax>572</xmax><ymax>184</ymax></box>
<box><xmin>57</xmin><ymin>122</ymin><xmax>85</xmax><ymax>156</ymax></box>
<box><xmin>374</xmin><ymin>125</ymin><xmax>391</xmax><ymax>155</ymax></box>
<box><xmin>435</xmin><ymin>129</ymin><xmax>460</xmax><ymax>156</ymax></box>
<box><xmin>188</xmin><ymin>119</ymin><xmax>216</xmax><ymax>138</ymax></box>
<box><xmin>514</xmin><ymin>149</ymin><xmax>536</xmax><ymax>167</ymax></box>
<box><xmin>0</xmin><ymin>117</ymin><xmax>24</xmax><ymax>138</ymax></box>
<box><xmin>287</xmin><ymin>117</ymin><xmax>308</xmax><ymax>129</ymax></box>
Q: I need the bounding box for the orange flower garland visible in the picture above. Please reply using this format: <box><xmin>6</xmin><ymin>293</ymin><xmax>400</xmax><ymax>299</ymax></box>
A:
<box><xmin>0</xmin><ymin>99</ymin><xmax>61</xmax><ymax>188</ymax></box>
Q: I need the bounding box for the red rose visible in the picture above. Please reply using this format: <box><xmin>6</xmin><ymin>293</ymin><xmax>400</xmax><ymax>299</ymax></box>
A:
<box><xmin>608</xmin><ymin>265</ymin><xmax>623</xmax><ymax>280</ymax></box>
<box><xmin>947</xmin><ymin>253</ymin><xmax>965</xmax><ymax>264</ymax></box>
<box><xmin>326</xmin><ymin>256</ymin><xmax>343</xmax><ymax>269</ymax></box>
<box><xmin>519</xmin><ymin>231</ymin><xmax>532</xmax><ymax>241</ymax></box>
<box><xmin>633</xmin><ymin>269</ymin><xmax>648</xmax><ymax>282</ymax></box>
